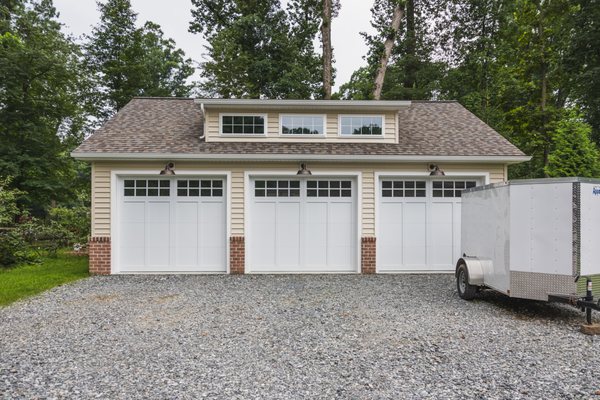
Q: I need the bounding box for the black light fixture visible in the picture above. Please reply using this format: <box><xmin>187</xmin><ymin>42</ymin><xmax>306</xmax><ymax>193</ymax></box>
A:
<box><xmin>160</xmin><ymin>162</ymin><xmax>175</xmax><ymax>175</ymax></box>
<box><xmin>297</xmin><ymin>163</ymin><xmax>312</xmax><ymax>175</ymax></box>
<box><xmin>429</xmin><ymin>163</ymin><xmax>445</xmax><ymax>176</ymax></box>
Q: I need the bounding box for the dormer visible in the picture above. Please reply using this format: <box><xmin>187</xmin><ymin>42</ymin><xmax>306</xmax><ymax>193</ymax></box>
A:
<box><xmin>197</xmin><ymin>99</ymin><xmax>411</xmax><ymax>143</ymax></box>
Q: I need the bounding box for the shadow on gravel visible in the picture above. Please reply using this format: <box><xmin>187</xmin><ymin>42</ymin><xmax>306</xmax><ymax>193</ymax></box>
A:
<box><xmin>470</xmin><ymin>289</ymin><xmax>593</xmax><ymax>324</ymax></box>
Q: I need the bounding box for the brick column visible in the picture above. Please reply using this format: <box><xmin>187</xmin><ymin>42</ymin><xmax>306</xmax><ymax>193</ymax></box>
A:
<box><xmin>361</xmin><ymin>237</ymin><xmax>376</xmax><ymax>274</ymax></box>
<box><xmin>89</xmin><ymin>237</ymin><xmax>111</xmax><ymax>275</ymax></box>
<box><xmin>230</xmin><ymin>236</ymin><xmax>245</xmax><ymax>274</ymax></box>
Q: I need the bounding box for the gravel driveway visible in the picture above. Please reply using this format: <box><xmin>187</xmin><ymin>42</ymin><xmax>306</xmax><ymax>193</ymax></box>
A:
<box><xmin>1</xmin><ymin>274</ymin><xmax>599</xmax><ymax>399</ymax></box>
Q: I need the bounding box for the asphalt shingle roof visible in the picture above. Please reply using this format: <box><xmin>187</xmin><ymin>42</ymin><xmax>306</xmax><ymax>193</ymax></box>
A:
<box><xmin>73</xmin><ymin>98</ymin><xmax>525</xmax><ymax>157</ymax></box>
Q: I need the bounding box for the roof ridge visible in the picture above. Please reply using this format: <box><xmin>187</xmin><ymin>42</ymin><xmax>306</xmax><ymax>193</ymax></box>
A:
<box><xmin>132</xmin><ymin>96</ymin><xmax>194</xmax><ymax>100</ymax></box>
<box><xmin>410</xmin><ymin>100</ymin><xmax>458</xmax><ymax>103</ymax></box>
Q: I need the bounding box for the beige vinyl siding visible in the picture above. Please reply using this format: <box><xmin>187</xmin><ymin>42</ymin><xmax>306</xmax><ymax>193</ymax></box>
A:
<box><xmin>205</xmin><ymin>110</ymin><xmax>397</xmax><ymax>143</ymax></box>
<box><xmin>92</xmin><ymin>161</ymin><xmax>507</xmax><ymax>238</ymax></box>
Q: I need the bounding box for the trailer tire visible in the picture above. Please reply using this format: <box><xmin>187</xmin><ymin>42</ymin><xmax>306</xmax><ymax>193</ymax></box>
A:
<box><xmin>456</xmin><ymin>264</ymin><xmax>477</xmax><ymax>300</ymax></box>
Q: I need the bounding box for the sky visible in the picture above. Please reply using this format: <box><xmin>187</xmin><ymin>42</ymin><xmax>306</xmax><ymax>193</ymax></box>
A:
<box><xmin>52</xmin><ymin>0</ymin><xmax>376</xmax><ymax>92</ymax></box>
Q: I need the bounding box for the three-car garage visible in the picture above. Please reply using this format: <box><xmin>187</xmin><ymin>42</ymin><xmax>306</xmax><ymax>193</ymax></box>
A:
<box><xmin>113</xmin><ymin>173</ymin><xmax>483</xmax><ymax>274</ymax></box>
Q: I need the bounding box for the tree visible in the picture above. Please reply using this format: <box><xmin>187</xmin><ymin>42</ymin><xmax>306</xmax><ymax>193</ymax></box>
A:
<box><xmin>565</xmin><ymin>0</ymin><xmax>600</xmax><ymax>145</ymax></box>
<box><xmin>339</xmin><ymin>0</ymin><xmax>444</xmax><ymax>100</ymax></box>
<box><xmin>545</xmin><ymin>112</ymin><xmax>600</xmax><ymax>178</ymax></box>
<box><xmin>370</xmin><ymin>0</ymin><xmax>404</xmax><ymax>100</ymax></box>
<box><xmin>0</xmin><ymin>0</ymin><xmax>87</xmax><ymax>212</ymax></box>
<box><xmin>85</xmin><ymin>0</ymin><xmax>194</xmax><ymax>119</ymax></box>
<box><xmin>189</xmin><ymin>0</ymin><xmax>321</xmax><ymax>98</ymax></box>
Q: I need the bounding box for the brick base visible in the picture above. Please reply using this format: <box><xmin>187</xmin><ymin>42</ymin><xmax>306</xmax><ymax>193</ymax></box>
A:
<box><xmin>89</xmin><ymin>237</ymin><xmax>111</xmax><ymax>275</ymax></box>
<box><xmin>230</xmin><ymin>236</ymin><xmax>245</xmax><ymax>274</ymax></box>
<box><xmin>361</xmin><ymin>237</ymin><xmax>376</xmax><ymax>274</ymax></box>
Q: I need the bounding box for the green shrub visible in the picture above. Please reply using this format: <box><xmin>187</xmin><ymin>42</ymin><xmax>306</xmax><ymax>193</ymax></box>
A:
<box><xmin>0</xmin><ymin>177</ymin><xmax>22</xmax><ymax>227</ymax></box>
<box><xmin>48</xmin><ymin>206</ymin><xmax>90</xmax><ymax>244</ymax></box>
<box><xmin>0</xmin><ymin>229</ymin><xmax>32</xmax><ymax>267</ymax></box>
<box><xmin>17</xmin><ymin>219</ymin><xmax>74</xmax><ymax>258</ymax></box>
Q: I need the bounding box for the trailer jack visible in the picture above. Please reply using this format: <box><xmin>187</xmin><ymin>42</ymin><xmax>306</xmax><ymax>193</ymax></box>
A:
<box><xmin>548</xmin><ymin>279</ymin><xmax>600</xmax><ymax>333</ymax></box>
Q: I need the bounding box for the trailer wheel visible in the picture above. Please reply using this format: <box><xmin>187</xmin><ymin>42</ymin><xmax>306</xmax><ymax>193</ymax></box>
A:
<box><xmin>456</xmin><ymin>264</ymin><xmax>477</xmax><ymax>300</ymax></box>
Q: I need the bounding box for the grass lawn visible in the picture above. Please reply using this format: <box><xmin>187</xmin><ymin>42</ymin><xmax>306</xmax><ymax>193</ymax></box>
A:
<box><xmin>0</xmin><ymin>251</ymin><xmax>88</xmax><ymax>306</ymax></box>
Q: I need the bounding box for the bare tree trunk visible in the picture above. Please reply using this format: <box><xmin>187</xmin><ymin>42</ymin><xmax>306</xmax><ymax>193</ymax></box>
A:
<box><xmin>372</xmin><ymin>3</ymin><xmax>404</xmax><ymax>100</ymax></box>
<box><xmin>403</xmin><ymin>0</ymin><xmax>416</xmax><ymax>94</ymax></box>
<box><xmin>322</xmin><ymin>0</ymin><xmax>332</xmax><ymax>99</ymax></box>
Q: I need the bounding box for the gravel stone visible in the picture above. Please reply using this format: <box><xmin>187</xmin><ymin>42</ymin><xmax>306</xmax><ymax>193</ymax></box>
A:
<box><xmin>1</xmin><ymin>274</ymin><xmax>599</xmax><ymax>399</ymax></box>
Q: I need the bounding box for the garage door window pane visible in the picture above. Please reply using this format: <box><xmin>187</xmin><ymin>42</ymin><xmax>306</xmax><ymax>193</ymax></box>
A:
<box><xmin>432</xmin><ymin>180</ymin><xmax>478</xmax><ymax>197</ymax></box>
<box><xmin>308</xmin><ymin>180</ymin><xmax>352</xmax><ymax>197</ymax></box>
<box><xmin>382</xmin><ymin>180</ymin><xmax>425</xmax><ymax>197</ymax></box>
<box><xmin>255</xmin><ymin>180</ymin><xmax>300</xmax><ymax>197</ymax></box>
<box><xmin>124</xmin><ymin>179</ymin><xmax>171</xmax><ymax>197</ymax></box>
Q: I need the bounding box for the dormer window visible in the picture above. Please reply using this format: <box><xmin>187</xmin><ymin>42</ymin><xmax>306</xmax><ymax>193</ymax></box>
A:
<box><xmin>220</xmin><ymin>114</ymin><xmax>266</xmax><ymax>135</ymax></box>
<box><xmin>339</xmin><ymin>115</ymin><xmax>384</xmax><ymax>136</ymax></box>
<box><xmin>281</xmin><ymin>115</ymin><xmax>325</xmax><ymax>135</ymax></box>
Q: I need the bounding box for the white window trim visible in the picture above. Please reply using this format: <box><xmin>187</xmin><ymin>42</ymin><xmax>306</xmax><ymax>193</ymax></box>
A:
<box><xmin>219</xmin><ymin>112</ymin><xmax>268</xmax><ymax>137</ymax></box>
<box><xmin>244</xmin><ymin>170</ymin><xmax>362</xmax><ymax>274</ymax></box>
<box><xmin>373</xmin><ymin>171</ymin><xmax>490</xmax><ymax>274</ymax></box>
<box><xmin>279</xmin><ymin>114</ymin><xmax>327</xmax><ymax>137</ymax></box>
<box><xmin>338</xmin><ymin>114</ymin><xmax>385</xmax><ymax>138</ymax></box>
<box><xmin>110</xmin><ymin>170</ymin><xmax>232</xmax><ymax>274</ymax></box>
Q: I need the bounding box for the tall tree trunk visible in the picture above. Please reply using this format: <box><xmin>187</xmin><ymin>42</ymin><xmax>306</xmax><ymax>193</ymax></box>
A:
<box><xmin>322</xmin><ymin>0</ymin><xmax>332</xmax><ymax>99</ymax></box>
<box><xmin>403</xmin><ymin>0</ymin><xmax>416</xmax><ymax>96</ymax></box>
<box><xmin>372</xmin><ymin>2</ymin><xmax>404</xmax><ymax>100</ymax></box>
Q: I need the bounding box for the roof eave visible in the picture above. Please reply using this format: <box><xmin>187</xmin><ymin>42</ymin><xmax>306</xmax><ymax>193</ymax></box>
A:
<box><xmin>71</xmin><ymin>152</ymin><xmax>531</xmax><ymax>164</ymax></box>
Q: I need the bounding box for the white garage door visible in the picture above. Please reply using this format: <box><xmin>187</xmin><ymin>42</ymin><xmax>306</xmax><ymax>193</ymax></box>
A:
<box><xmin>117</xmin><ymin>177</ymin><xmax>226</xmax><ymax>273</ymax></box>
<box><xmin>249</xmin><ymin>178</ymin><xmax>357</xmax><ymax>273</ymax></box>
<box><xmin>378</xmin><ymin>178</ymin><xmax>479</xmax><ymax>272</ymax></box>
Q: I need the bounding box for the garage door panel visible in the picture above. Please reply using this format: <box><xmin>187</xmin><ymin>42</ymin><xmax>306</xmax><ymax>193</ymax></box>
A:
<box><xmin>305</xmin><ymin>202</ymin><xmax>327</xmax><ymax>267</ymax></box>
<box><xmin>430</xmin><ymin>202</ymin><xmax>454</xmax><ymax>266</ymax></box>
<box><xmin>378</xmin><ymin>203</ymin><xmax>403</xmax><ymax>269</ymax></box>
<box><xmin>121</xmin><ymin>202</ymin><xmax>146</xmax><ymax>223</ymax></box>
<box><xmin>251</xmin><ymin>202</ymin><xmax>277</xmax><ymax>268</ymax></box>
<box><xmin>328</xmin><ymin>245</ymin><xmax>352</xmax><ymax>268</ymax></box>
<box><xmin>403</xmin><ymin>202</ymin><xmax>427</xmax><ymax>266</ymax></box>
<box><xmin>276</xmin><ymin>202</ymin><xmax>301</xmax><ymax>268</ymax></box>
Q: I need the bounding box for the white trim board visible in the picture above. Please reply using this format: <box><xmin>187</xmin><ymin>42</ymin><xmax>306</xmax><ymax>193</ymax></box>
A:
<box><xmin>374</xmin><ymin>171</ymin><xmax>489</xmax><ymax>274</ymax></box>
<box><xmin>110</xmin><ymin>170</ymin><xmax>231</xmax><ymax>274</ymax></box>
<box><xmin>244</xmin><ymin>170</ymin><xmax>362</xmax><ymax>274</ymax></box>
<box><xmin>73</xmin><ymin>152</ymin><xmax>531</xmax><ymax>164</ymax></box>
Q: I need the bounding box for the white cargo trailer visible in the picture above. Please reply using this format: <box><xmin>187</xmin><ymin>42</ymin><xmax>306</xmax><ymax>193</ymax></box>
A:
<box><xmin>456</xmin><ymin>178</ymin><xmax>600</xmax><ymax>322</ymax></box>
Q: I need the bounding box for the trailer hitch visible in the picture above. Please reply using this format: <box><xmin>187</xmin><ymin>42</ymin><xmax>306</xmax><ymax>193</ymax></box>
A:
<box><xmin>548</xmin><ymin>278</ymin><xmax>600</xmax><ymax>325</ymax></box>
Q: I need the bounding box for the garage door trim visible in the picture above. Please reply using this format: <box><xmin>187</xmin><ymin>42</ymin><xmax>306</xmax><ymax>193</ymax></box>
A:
<box><xmin>110</xmin><ymin>169</ymin><xmax>231</xmax><ymax>274</ymax></box>
<box><xmin>374</xmin><ymin>170</ymin><xmax>490</xmax><ymax>274</ymax></box>
<box><xmin>244</xmin><ymin>170</ymin><xmax>362</xmax><ymax>274</ymax></box>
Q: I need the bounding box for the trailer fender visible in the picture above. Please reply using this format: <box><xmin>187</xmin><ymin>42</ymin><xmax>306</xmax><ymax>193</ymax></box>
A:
<box><xmin>456</xmin><ymin>257</ymin><xmax>489</xmax><ymax>286</ymax></box>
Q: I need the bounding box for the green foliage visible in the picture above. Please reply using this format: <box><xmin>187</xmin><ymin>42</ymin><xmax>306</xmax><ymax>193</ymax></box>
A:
<box><xmin>85</xmin><ymin>0</ymin><xmax>194</xmax><ymax>118</ymax></box>
<box><xmin>0</xmin><ymin>0</ymin><xmax>89</xmax><ymax>211</ymax></box>
<box><xmin>0</xmin><ymin>229</ymin><xmax>31</xmax><ymax>267</ymax></box>
<box><xmin>0</xmin><ymin>250</ymin><xmax>88</xmax><ymax>306</ymax></box>
<box><xmin>48</xmin><ymin>206</ymin><xmax>90</xmax><ymax>244</ymax></box>
<box><xmin>566</xmin><ymin>0</ymin><xmax>600</xmax><ymax>144</ymax></box>
<box><xmin>189</xmin><ymin>0</ymin><xmax>321</xmax><ymax>98</ymax></box>
<box><xmin>545</xmin><ymin>113</ymin><xmax>600</xmax><ymax>178</ymax></box>
<box><xmin>16</xmin><ymin>218</ymin><xmax>74</xmax><ymax>258</ymax></box>
<box><xmin>0</xmin><ymin>177</ymin><xmax>22</xmax><ymax>226</ymax></box>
